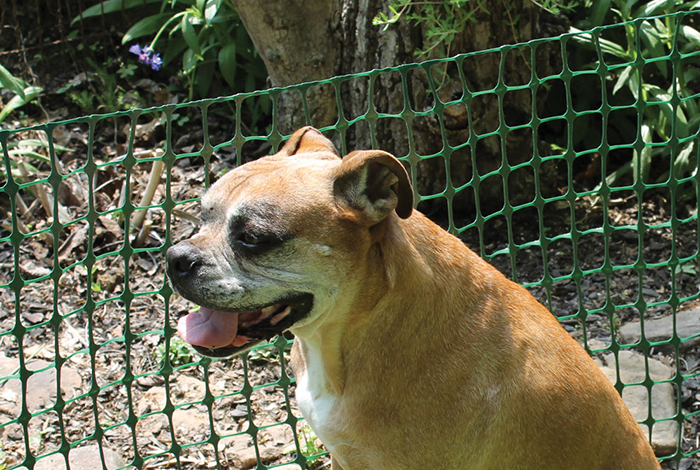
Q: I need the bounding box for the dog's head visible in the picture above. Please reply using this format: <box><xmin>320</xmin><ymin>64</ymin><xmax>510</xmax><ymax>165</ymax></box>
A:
<box><xmin>166</xmin><ymin>127</ymin><xmax>413</xmax><ymax>357</ymax></box>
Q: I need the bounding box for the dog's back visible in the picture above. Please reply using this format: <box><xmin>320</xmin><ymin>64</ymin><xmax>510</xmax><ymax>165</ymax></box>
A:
<box><xmin>295</xmin><ymin>210</ymin><xmax>660</xmax><ymax>469</ymax></box>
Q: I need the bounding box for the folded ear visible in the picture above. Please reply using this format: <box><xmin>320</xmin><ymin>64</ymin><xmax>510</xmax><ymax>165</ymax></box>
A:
<box><xmin>278</xmin><ymin>126</ymin><xmax>339</xmax><ymax>156</ymax></box>
<box><xmin>333</xmin><ymin>150</ymin><xmax>413</xmax><ymax>223</ymax></box>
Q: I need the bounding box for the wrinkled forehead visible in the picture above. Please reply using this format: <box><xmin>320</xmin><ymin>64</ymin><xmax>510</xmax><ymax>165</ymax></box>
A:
<box><xmin>200</xmin><ymin>154</ymin><xmax>339</xmax><ymax>224</ymax></box>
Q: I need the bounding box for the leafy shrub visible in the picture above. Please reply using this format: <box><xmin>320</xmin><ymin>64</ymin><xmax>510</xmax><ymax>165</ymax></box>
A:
<box><xmin>567</xmin><ymin>1</ymin><xmax>700</xmax><ymax>188</ymax></box>
<box><xmin>0</xmin><ymin>64</ymin><xmax>42</xmax><ymax>124</ymax></box>
<box><xmin>73</xmin><ymin>0</ymin><xmax>268</xmax><ymax>103</ymax></box>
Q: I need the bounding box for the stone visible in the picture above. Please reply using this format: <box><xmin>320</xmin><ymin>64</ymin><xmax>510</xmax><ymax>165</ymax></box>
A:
<box><xmin>23</xmin><ymin>445</ymin><xmax>127</xmax><ymax>470</ymax></box>
<box><xmin>221</xmin><ymin>425</ymin><xmax>296</xmax><ymax>469</ymax></box>
<box><xmin>618</xmin><ymin>308</ymin><xmax>700</xmax><ymax>349</ymax></box>
<box><xmin>0</xmin><ymin>355</ymin><xmax>82</xmax><ymax>416</ymax></box>
<box><xmin>595</xmin><ymin>350</ymin><xmax>678</xmax><ymax>456</ymax></box>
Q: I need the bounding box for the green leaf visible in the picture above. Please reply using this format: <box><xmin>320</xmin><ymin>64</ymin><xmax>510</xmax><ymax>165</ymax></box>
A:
<box><xmin>620</xmin><ymin>0</ymin><xmax>640</xmax><ymax>20</ymax></box>
<box><xmin>195</xmin><ymin>60</ymin><xmax>215</xmax><ymax>97</ymax></box>
<box><xmin>600</xmin><ymin>161</ymin><xmax>633</xmax><ymax>189</ymax></box>
<box><xmin>680</xmin><ymin>25</ymin><xmax>700</xmax><ymax>50</ymax></box>
<box><xmin>589</xmin><ymin>0</ymin><xmax>612</xmax><ymax>26</ymax></box>
<box><xmin>681</xmin><ymin>89</ymin><xmax>699</xmax><ymax>117</ymax></box>
<box><xmin>643</xmin><ymin>83</ymin><xmax>689</xmax><ymax>138</ymax></box>
<box><xmin>627</xmin><ymin>66</ymin><xmax>641</xmax><ymax>100</ymax></box>
<box><xmin>11</xmin><ymin>138</ymin><xmax>72</xmax><ymax>153</ymax></box>
<box><xmin>182</xmin><ymin>48</ymin><xmax>199</xmax><ymax>73</ymax></box>
<box><xmin>122</xmin><ymin>13</ymin><xmax>173</xmax><ymax>44</ymax></box>
<box><xmin>0</xmin><ymin>64</ymin><xmax>26</xmax><ymax>98</ymax></box>
<box><xmin>643</xmin><ymin>83</ymin><xmax>671</xmax><ymax>102</ymax></box>
<box><xmin>204</xmin><ymin>0</ymin><xmax>219</xmax><ymax>24</ymax></box>
<box><xmin>218</xmin><ymin>42</ymin><xmax>237</xmax><ymax>88</ymax></box>
<box><xmin>633</xmin><ymin>123</ymin><xmax>653</xmax><ymax>183</ymax></box>
<box><xmin>633</xmin><ymin>0</ymin><xmax>675</xmax><ymax>18</ymax></box>
<box><xmin>0</xmin><ymin>86</ymin><xmax>42</xmax><ymax>122</ymax></box>
<box><xmin>569</xmin><ymin>28</ymin><xmax>630</xmax><ymax>60</ymax></box>
<box><xmin>72</xmin><ymin>0</ymin><xmax>198</xmax><ymax>25</ymax></box>
<box><xmin>639</xmin><ymin>21</ymin><xmax>666</xmax><ymax>74</ymax></box>
<box><xmin>674</xmin><ymin>141</ymin><xmax>696</xmax><ymax>179</ymax></box>
<box><xmin>72</xmin><ymin>0</ymin><xmax>161</xmax><ymax>25</ymax></box>
<box><xmin>181</xmin><ymin>13</ymin><xmax>202</xmax><ymax>56</ymax></box>
<box><xmin>163</xmin><ymin>36</ymin><xmax>188</xmax><ymax>66</ymax></box>
<box><xmin>613</xmin><ymin>66</ymin><xmax>633</xmax><ymax>95</ymax></box>
<box><xmin>7</xmin><ymin>149</ymin><xmax>52</xmax><ymax>162</ymax></box>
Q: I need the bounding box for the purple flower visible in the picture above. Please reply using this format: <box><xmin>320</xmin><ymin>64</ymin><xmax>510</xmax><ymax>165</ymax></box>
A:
<box><xmin>129</xmin><ymin>44</ymin><xmax>151</xmax><ymax>62</ymax></box>
<box><xmin>150</xmin><ymin>53</ymin><xmax>163</xmax><ymax>71</ymax></box>
<box><xmin>129</xmin><ymin>44</ymin><xmax>162</xmax><ymax>71</ymax></box>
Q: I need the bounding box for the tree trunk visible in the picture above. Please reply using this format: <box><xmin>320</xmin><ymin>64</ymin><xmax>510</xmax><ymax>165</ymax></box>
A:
<box><xmin>232</xmin><ymin>0</ymin><xmax>568</xmax><ymax>216</ymax></box>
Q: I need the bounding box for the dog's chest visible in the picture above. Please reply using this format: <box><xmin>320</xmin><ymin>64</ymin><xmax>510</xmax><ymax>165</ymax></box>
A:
<box><xmin>293</xmin><ymin>342</ymin><xmax>342</xmax><ymax>450</ymax></box>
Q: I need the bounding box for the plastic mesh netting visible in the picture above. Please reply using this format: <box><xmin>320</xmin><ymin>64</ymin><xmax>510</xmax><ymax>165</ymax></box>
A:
<box><xmin>1</xmin><ymin>11</ymin><xmax>699</xmax><ymax>470</ymax></box>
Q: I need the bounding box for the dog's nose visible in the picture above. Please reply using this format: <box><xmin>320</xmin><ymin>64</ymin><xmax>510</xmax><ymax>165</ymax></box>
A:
<box><xmin>167</xmin><ymin>242</ymin><xmax>203</xmax><ymax>278</ymax></box>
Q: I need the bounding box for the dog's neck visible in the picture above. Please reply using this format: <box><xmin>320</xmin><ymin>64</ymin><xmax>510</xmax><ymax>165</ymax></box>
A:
<box><xmin>292</xmin><ymin>212</ymin><xmax>477</xmax><ymax>397</ymax></box>
<box><xmin>292</xmin><ymin>317</ymin><xmax>347</xmax><ymax>396</ymax></box>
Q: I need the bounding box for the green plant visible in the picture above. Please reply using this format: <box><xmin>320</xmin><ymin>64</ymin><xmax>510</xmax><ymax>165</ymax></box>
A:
<box><xmin>247</xmin><ymin>345</ymin><xmax>277</xmax><ymax>363</ymax></box>
<box><xmin>55</xmin><ymin>58</ymin><xmax>133</xmax><ymax>114</ymax></box>
<box><xmin>535</xmin><ymin>0</ymin><xmax>589</xmax><ymax>15</ymax></box>
<box><xmin>373</xmin><ymin>0</ymin><xmax>490</xmax><ymax>62</ymax></box>
<box><xmin>1</xmin><ymin>139</ymin><xmax>72</xmax><ymax>183</ymax></box>
<box><xmin>155</xmin><ymin>336</ymin><xmax>195</xmax><ymax>367</ymax></box>
<box><xmin>283</xmin><ymin>423</ymin><xmax>325</xmax><ymax>467</ymax></box>
<box><xmin>0</xmin><ymin>448</ymin><xmax>7</xmax><ymax>470</ymax></box>
<box><xmin>675</xmin><ymin>262</ymin><xmax>698</xmax><ymax>276</ymax></box>
<box><xmin>0</xmin><ymin>64</ymin><xmax>42</xmax><ymax>124</ymax></box>
<box><xmin>246</xmin><ymin>338</ymin><xmax>293</xmax><ymax>363</ymax></box>
<box><xmin>569</xmin><ymin>1</ymin><xmax>700</xmax><ymax>187</ymax></box>
<box><xmin>73</xmin><ymin>0</ymin><xmax>268</xmax><ymax>104</ymax></box>
<box><xmin>91</xmin><ymin>267</ymin><xmax>102</xmax><ymax>292</ymax></box>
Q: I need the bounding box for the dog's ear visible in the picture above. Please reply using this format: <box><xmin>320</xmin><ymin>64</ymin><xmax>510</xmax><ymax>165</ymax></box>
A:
<box><xmin>278</xmin><ymin>126</ymin><xmax>338</xmax><ymax>156</ymax></box>
<box><xmin>334</xmin><ymin>150</ymin><xmax>413</xmax><ymax>222</ymax></box>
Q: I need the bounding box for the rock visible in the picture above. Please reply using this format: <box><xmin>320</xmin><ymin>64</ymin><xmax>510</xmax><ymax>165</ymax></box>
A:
<box><xmin>21</xmin><ymin>445</ymin><xmax>126</xmax><ymax>470</ymax></box>
<box><xmin>172</xmin><ymin>405</ymin><xmax>210</xmax><ymax>442</ymax></box>
<box><xmin>679</xmin><ymin>458</ymin><xmax>694</xmax><ymax>470</ymax></box>
<box><xmin>618</xmin><ymin>308</ymin><xmax>700</xmax><ymax>349</ymax></box>
<box><xmin>0</xmin><ymin>356</ymin><xmax>82</xmax><ymax>416</ymax></box>
<box><xmin>221</xmin><ymin>425</ymin><xmax>296</xmax><ymax>469</ymax></box>
<box><xmin>137</xmin><ymin>386</ymin><xmax>167</xmax><ymax>415</ymax></box>
<box><xmin>595</xmin><ymin>350</ymin><xmax>678</xmax><ymax>456</ymax></box>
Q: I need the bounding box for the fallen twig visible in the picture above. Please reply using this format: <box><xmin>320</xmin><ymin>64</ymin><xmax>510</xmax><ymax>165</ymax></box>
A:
<box><xmin>18</xmin><ymin>160</ymin><xmax>52</xmax><ymax>218</ymax></box>
<box><xmin>17</xmin><ymin>160</ymin><xmax>71</xmax><ymax>224</ymax></box>
<box><xmin>132</xmin><ymin>153</ymin><xmax>165</xmax><ymax>230</ymax></box>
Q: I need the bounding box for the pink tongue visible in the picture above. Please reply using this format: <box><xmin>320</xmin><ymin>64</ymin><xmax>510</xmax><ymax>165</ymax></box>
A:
<box><xmin>177</xmin><ymin>307</ymin><xmax>240</xmax><ymax>349</ymax></box>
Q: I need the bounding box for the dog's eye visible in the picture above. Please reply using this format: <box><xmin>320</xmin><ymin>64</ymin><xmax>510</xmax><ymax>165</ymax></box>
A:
<box><xmin>233</xmin><ymin>224</ymin><xmax>287</xmax><ymax>253</ymax></box>
<box><xmin>242</xmin><ymin>232</ymin><xmax>263</xmax><ymax>245</ymax></box>
<box><xmin>237</xmin><ymin>231</ymin><xmax>280</xmax><ymax>248</ymax></box>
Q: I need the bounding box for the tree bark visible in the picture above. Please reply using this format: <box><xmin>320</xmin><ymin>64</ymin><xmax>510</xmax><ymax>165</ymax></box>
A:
<box><xmin>232</xmin><ymin>0</ymin><xmax>568</xmax><ymax>215</ymax></box>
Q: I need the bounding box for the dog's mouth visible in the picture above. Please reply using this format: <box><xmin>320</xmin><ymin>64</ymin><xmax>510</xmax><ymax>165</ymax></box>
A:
<box><xmin>177</xmin><ymin>293</ymin><xmax>313</xmax><ymax>358</ymax></box>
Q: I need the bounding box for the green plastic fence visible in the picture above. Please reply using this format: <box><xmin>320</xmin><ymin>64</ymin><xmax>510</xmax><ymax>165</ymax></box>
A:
<box><xmin>1</xmin><ymin>11</ymin><xmax>700</xmax><ymax>470</ymax></box>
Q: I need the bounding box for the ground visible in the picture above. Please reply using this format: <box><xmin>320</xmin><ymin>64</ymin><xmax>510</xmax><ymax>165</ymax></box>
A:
<box><xmin>0</xmin><ymin>113</ymin><xmax>699</xmax><ymax>470</ymax></box>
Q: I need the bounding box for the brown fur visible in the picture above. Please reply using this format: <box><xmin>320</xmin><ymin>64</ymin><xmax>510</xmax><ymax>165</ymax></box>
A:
<box><xmin>169</xmin><ymin>127</ymin><xmax>661</xmax><ymax>470</ymax></box>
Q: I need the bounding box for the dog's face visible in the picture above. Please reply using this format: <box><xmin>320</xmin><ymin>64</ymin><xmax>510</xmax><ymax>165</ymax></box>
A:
<box><xmin>166</xmin><ymin>127</ymin><xmax>413</xmax><ymax>357</ymax></box>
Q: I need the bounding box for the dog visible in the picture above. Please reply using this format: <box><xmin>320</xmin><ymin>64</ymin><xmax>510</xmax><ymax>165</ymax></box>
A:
<box><xmin>166</xmin><ymin>126</ymin><xmax>661</xmax><ymax>469</ymax></box>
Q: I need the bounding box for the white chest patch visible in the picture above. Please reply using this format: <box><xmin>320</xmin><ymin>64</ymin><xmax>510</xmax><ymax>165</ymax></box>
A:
<box><xmin>294</xmin><ymin>340</ymin><xmax>340</xmax><ymax>451</ymax></box>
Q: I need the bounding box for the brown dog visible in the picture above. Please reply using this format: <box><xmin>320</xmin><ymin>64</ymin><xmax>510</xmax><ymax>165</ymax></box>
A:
<box><xmin>167</xmin><ymin>127</ymin><xmax>661</xmax><ymax>469</ymax></box>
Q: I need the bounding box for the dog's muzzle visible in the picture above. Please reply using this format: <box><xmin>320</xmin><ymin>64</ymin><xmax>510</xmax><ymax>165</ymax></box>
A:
<box><xmin>166</xmin><ymin>242</ymin><xmax>314</xmax><ymax>358</ymax></box>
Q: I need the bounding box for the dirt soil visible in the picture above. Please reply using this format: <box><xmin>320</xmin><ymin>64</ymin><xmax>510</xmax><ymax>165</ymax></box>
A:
<box><xmin>0</xmin><ymin>116</ymin><xmax>699</xmax><ymax>470</ymax></box>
